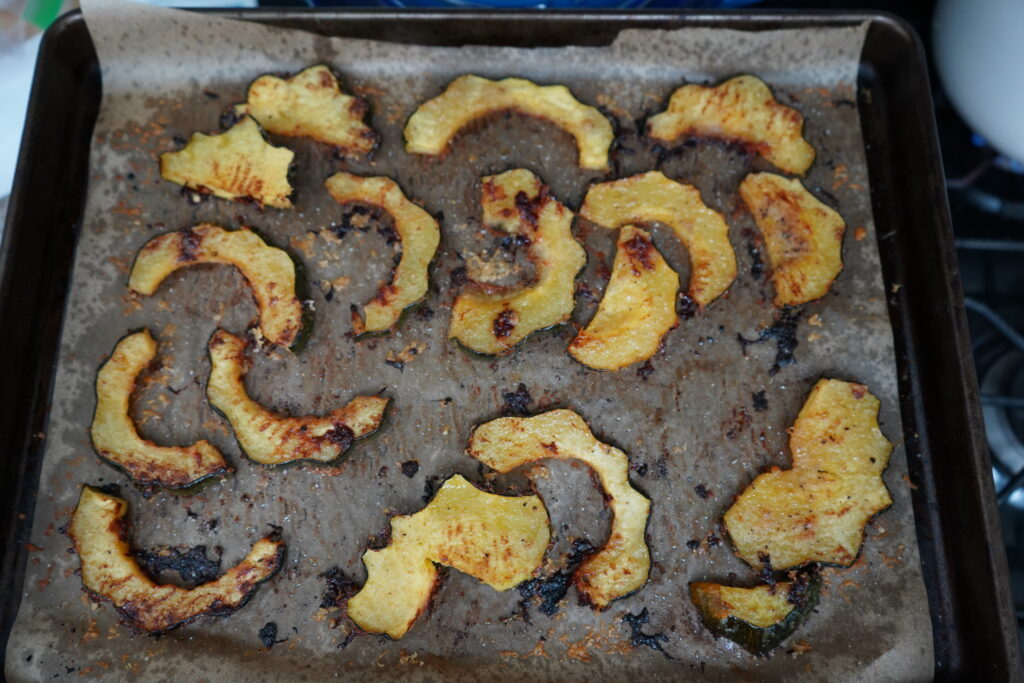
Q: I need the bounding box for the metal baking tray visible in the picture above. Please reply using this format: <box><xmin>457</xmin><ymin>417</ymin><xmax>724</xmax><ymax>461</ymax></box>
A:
<box><xmin>0</xmin><ymin>9</ymin><xmax>1019</xmax><ymax>679</ymax></box>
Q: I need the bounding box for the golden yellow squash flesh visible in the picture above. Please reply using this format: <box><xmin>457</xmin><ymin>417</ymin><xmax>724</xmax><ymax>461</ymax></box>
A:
<box><xmin>739</xmin><ymin>172</ymin><xmax>846</xmax><ymax>307</ymax></box>
<box><xmin>647</xmin><ymin>75</ymin><xmax>815</xmax><ymax>176</ymax></box>
<box><xmin>159</xmin><ymin>116</ymin><xmax>294</xmax><ymax>208</ymax></box>
<box><xmin>69</xmin><ymin>486</ymin><xmax>284</xmax><ymax>633</ymax></box>
<box><xmin>324</xmin><ymin>173</ymin><xmax>440</xmax><ymax>334</ymax></box>
<box><xmin>404</xmin><ymin>74</ymin><xmax>614</xmax><ymax>171</ymax></box>
<box><xmin>724</xmin><ymin>379</ymin><xmax>893</xmax><ymax>570</ymax></box>
<box><xmin>569</xmin><ymin>226</ymin><xmax>679</xmax><ymax>371</ymax></box>
<box><xmin>90</xmin><ymin>330</ymin><xmax>228</xmax><ymax>489</ymax></box>
<box><xmin>346</xmin><ymin>474</ymin><xmax>550</xmax><ymax>639</ymax></box>
<box><xmin>468</xmin><ymin>409</ymin><xmax>650</xmax><ymax>607</ymax></box>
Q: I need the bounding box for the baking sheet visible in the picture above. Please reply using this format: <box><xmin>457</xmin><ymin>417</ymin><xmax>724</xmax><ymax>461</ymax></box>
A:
<box><xmin>5</xmin><ymin>1</ymin><xmax>933</xmax><ymax>679</ymax></box>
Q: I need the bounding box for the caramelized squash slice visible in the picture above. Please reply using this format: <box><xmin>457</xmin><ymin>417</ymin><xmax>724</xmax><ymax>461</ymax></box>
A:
<box><xmin>579</xmin><ymin>171</ymin><xmax>736</xmax><ymax>308</ymax></box>
<box><xmin>91</xmin><ymin>330</ymin><xmax>228</xmax><ymax>489</ymax></box>
<box><xmin>449</xmin><ymin>169</ymin><xmax>586</xmax><ymax>355</ymax></box>
<box><xmin>324</xmin><ymin>173</ymin><xmax>440</xmax><ymax>334</ymax></box>
<box><xmin>648</xmin><ymin>75</ymin><xmax>815</xmax><ymax>176</ymax></box>
<box><xmin>468</xmin><ymin>409</ymin><xmax>650</xmax><ymax>607</ymax></box>
<box><xmin>569</xmin><ymin>226</ymin><xmax>679</xmax><ymax>371</ymax></box>
<box><xmin>69</xmin><ymin>486</ymin><xmax>284</xmax><ymax>633</ymax></box>
<box><xmin>234</xmin><ymin>65</ymin><xmax>378</xmax><ymax>156</ymax></box>
<box><xmin>739</xmin><ymin>172</ymin><xmax>846</xmax><ymax>307</ymax></box>
<box><xmin>724</xmin><ymin>379</ymin><xmax>892</xmax><ymax>570</ymax></box>
<box><xmin>347</xmin><ymin>474</ymin><xmax>549</xmax><ymax>639</ymax></box>
<box><xmin>128</xmin><ymin>224</ymin><xmax>307</xmax><ymax>349</ymax></box>
<box><xmin>405</xmin><ymin>74</ymin><xmax>614</xmax><ymax>171</ymax></box>
<box><xmin>206</xmin><ymin>329</ymin><xmax>388</xmax><ymax>465</ymax></box>
<box><xmin>160</xmin><ymin>116</ymin><xmax>294</xmax><ymax>208</ymax></box>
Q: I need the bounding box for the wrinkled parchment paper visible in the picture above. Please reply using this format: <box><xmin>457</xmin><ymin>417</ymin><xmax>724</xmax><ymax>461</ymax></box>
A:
<box><xmin>5</xmin><ymin>1</ymin><xmax>933</xmax><ymax>679</ymax></box>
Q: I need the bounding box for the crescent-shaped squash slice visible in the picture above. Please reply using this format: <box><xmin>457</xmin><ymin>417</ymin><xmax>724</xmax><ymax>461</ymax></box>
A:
<box><xmin>647</xmin><ymin>75</ymin><xmax>815</xmax><ymax>176</ymax></box>
<box><xmin>324</xmin><ymin>173</ymin><xmax>441</xmax><ymax>334</ymax></box>
<box><xmin>690</xmin><ymin>572</ymin><xmax>820</xmax><ymax>656</ymax></box>
<box><xmin>739</xmin><ymin>172</ymin><xmax>846</xmax><ymax>307</ymax></box>
<box><xmin>569</xmin><ymin>226</ymin><xmax>679</xmax><ymax>371</ymax></box>
<box><xmin>206</xmin><ymin>329</ymin><xmax>388</xmax><ymax>465</ymax></box>
<box><xmin>347</xmin><ymin>474</ymin><xmax>549</xmax><ymax>639</ymax></box>
<box><xmin>128</xmin><ymin>224</ymin><xmax>307</xmax><ymax>350</ymax></box>
<box><xmin>468</xmin><ymin>409</ymin><xmax>650</xmax><ymax>607</ymax></box>
<box><xmin>233</xmin><ymin>65</ymin><xmax>378</xmax><ymax>156</ymax></box>
<box><xmin>449</xmin><ymin>169</ymin><xmax>586</xmax><ymax>355</ymax></box>
<box><xmin>91</xmin><ymin>330</ymin><xmax>229</xmax><ymax>489</ymax></box>
<box><xmin>160</xmin><ymin>116</ymin><xmax>294</xmax><ymax>208</ymax></box>
<box><xmin>69</xmin><ymin>486</ymin><xmax>284</xmax><ymax>633</ymax></box>
<box><xmin>404</xmin><ymin>74</ymin><xmax>614</xmax><ymax>171</ymax></box>
<box><xmin>724</xmin><ymin>379</ymin><xmax>892</xmax><ymax>571</ymax></box>
<box><xmin>579</xmin><ymin>171</ymin><xmax>736</xmax><ymax>308</ymax></box>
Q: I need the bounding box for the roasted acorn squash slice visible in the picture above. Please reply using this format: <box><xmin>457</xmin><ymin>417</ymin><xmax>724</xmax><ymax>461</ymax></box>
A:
<box><xmin>739</xmin><ymin>172</ymin><xmax>846</xmax><ymax>307</ymax></box>
<box><xmin>579</xmin><ymin>171</ymin><xmax>736</xmax><ymax>308</ymax></box>
<box><xmin>324</xmin><ymin>173</ymin><xmax>441</xmax><ymax>334</ymax></box>
<box><xmin>206</xmin><ymin>329</ymin><xmax>388</xmax><ymax>465</ymax></box>
<box><xmin>128</xmin><ymin>224</ymin><xmax>307</xmax><ymax>349</ymax></box>
<box><xmin>404</xmin><ymin>74</ymin><xmax>614</xmax><ymax>171</ymax></box>
<box><xmin>724</xmin><ymin>379</ymin><xmax>892</xmax><ymax>570</ymax></box>
<box><xmin>468</xmin><ymin>409</ymin><xmax>650</xmax><ymax>607</ymax></box>
<box><xmin>347</xmin><ymin>474</ymin><xmax>549</xmax><ymax>639</ymax></box>
<box><xmin>449</xmin><ymin>169</ymin><xmax>586</xmax><ymax>355</ymax></box>
<box><xmin>160</xmin><ymin>116</ymin><xmax>294</xmax><ymax>208</ymax></box>
<box><xmin>234</xmin><ymin>65</ymin><xmax>378</xmax><ymax>156</ymax></box>
<box><xmin>91</xmin><ymin>330</ymin><xmax>229</xmax><ymax>489</ymax></box>
<box><xmin>691</xmin><ymin>572</ymin><xmax>820</xmax><ymax>656</ymax></box>
<box><xmin>569</xmin><ymin>226</ymin><xmax>679</xmax><ymax>371</ymax></box>
<box><xmin>69</xmin><ymin>486</ymin><xmax>284</xmax><ymax>633</ymax></box>
<box><xmin>647</xmin><ymin>75</ymin><xmax>815</xmax><ymax>176</ymax></box>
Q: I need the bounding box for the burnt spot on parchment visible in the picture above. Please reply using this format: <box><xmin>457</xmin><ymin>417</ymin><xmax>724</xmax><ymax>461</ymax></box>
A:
<box><xmin>752</xmin><ymin>390</ymin><xmax>769</xmax><ymax>412</ymax></box>
<box><xmin>622</xmin><ymin>608</ymin><xmax>673</xmax><ymax>659</ymax></box>
<box><xmin>320</xmin><ymin>567</ymin><xmax>360</xmax><ymax>609</ymax></box>
<box><xmin>401</xmin><ymin>460</ymin><xmax>420</xmax><ymax>478</ymax></box>
<box><xmin>737</xmin><ymin>308</ymin><xmax>802</xmax><ymax>375</ymax></box>
<box><xmin>517</xmin><ymin>538</ymin><xmax>596</xmax><ymax>620</ymax></box>
<box><xmin>501</xmin><ymin>383</ymin><xmax>533</xmax><ymax>416</ymax></box>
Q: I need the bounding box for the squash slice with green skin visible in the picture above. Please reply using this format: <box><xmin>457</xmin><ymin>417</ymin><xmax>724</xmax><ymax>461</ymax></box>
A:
<box><xmin>69</xmin><ymin>486</ymin><xmax>284</xmax><ymax>633</ymax></box>
<box><xmin>128</xmin><ymin>224</ymin><xmax>307</xmax><ymax>349</ymax></box>
<box><xmin>468</xmin><ymin>409</ymin><xmax>650</xmax><ymax>607</ymax></box>
<box><xmin>690</xmin><ymin>572</ymin><xmax>820</xmax><ymax>656</ymax></box>
<box><xmin>579</xmin><ymin>171</ymin><xmax>736</xmax><ymax>308</ymax></box>
<box><xmin>206</xmin><ymin>329</ymin><xmax>388</xmax><ymax>465</ymax></box>
<box><xmin>404</xmin><ymin>74</ymin><xmax>614</xmax><ymax>171</ymax></box>
<box><xmin>347</xmin><ymin>474</ymin><xmax>549</xmax><ymax>639</ymax></box>
<box><xmin>160</xmin><ymin>116</ymin><xmax>294</xmax><ymax>208</ymax></box>
<box><xmin>647</xmin><ymin>75</ymin><xmax>815</xmax><ymax>176</ymax></box>
<box><xmin>569</xmin><ymin>226</ymin><xmax>679</xmax><ymax>370</ymax></box>
<box><xmin>724</xmin><ymin>379</ymin><xmax>892</xmax><ymax>570</ymax></box>
<box><xmin>739</xmin><ymin>172</ymin><xmax>846</xmax><ymax>307</ymax></box>
<box><xmin>324</xmin><ymin>173</ymin><xmax>440</xmax><ymax>334</ymax></box>
<box><xmin>234</xmin><ymin>65</ymin><xmax>378</xmax><ymax>156</ymax></box>
<box><xmin>91</xmin><ymin>330</ymin><xmax>229</xmax><ymax>489</ymax></box>
<box><xmin>449</xmin><ymin>169</ymin><xmax>586</xmax><ymax>355</ymax></box>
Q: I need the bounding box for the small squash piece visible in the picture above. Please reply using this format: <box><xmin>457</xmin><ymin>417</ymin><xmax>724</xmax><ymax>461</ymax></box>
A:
<box><xmin>690</xmin><ymin>573</ymin><xmax>821</xmax><ymax>656</ymax></box>
<box><xmin>579</xmin><ymin>171</ymin><xmax>736</xmax><ymax>308</ymax></box>
<box><xmin>739</xmin><ymin>172</ymin><xmax>846</xmax><ymax>307</ymax></box>
<box><xmin>91</xmin><ymin>330</ymin><xmax>228</xmax><ymax>489</ymax></box>
<box><xmin>449</xmin><ymin>169</ymin><xmax>586</xmax><ymax>355</ymax></box>
<box><xmin>468</xmin><ymin>409</ymin><xmax>650</xmax><ymax>607</ymax></box>
<box><xmin>347</xmin><ymin>474</ymin><xmax>550</xmax><ymax>639</ymax></box>
<box><xmin>647</xmin><ymin>75</ymin><xmax>815</xmax><ymax>176</ymax></box>
<box><xmin>569</xmin><ymin>226</ymin><xmax>679</xmax><ymax>371</ymax></box>
<box><xmin>234</xmin><ymin>64</ymin><xmax>378</xmax><ymax>155</ymax></box>
<box><xmin>724</xmin><ymin>379</ymin><xmax>892</xmax><ymax>570</ymax></box>
<box><xmin>69</xmin><ymin>486</ymin><xmax>284</xmax><ymax>633</ymax></box>
<box><xmin>206</xmin><ymin>329</ymin><xmax>388</xmax><ymax>465</ymax></box>
<box><xmin>324</xmin><ymin>173</ymin><xmax>440</xmax><ymax>334</ymax></box>
<box><xmin>128</xmin><ymin>224</ymin><xmax>307</xmax><ymax>349</ymax></box>
<box><xmin>159</xmin><ymin>116</ymin><xmax>294</xmax><ymax>208</ymax></box>
<box><xmin>404</xmin><ymin>74</ymin><xmax>614</xmax><ymax>171</ymax></box>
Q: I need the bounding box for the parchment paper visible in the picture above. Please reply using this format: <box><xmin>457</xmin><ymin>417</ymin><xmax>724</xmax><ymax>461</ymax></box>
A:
<box><xmin>5</xmin><ymin>1</ymin><xmax>934</xmax><ymax>679</ymax></box>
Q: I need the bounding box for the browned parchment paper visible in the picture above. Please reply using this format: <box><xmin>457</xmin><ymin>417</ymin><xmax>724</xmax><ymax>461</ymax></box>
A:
<box><xmin>5</xmin><ymin>1</ymin><xmax>933</xmax><ymax>679</ymax></box>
